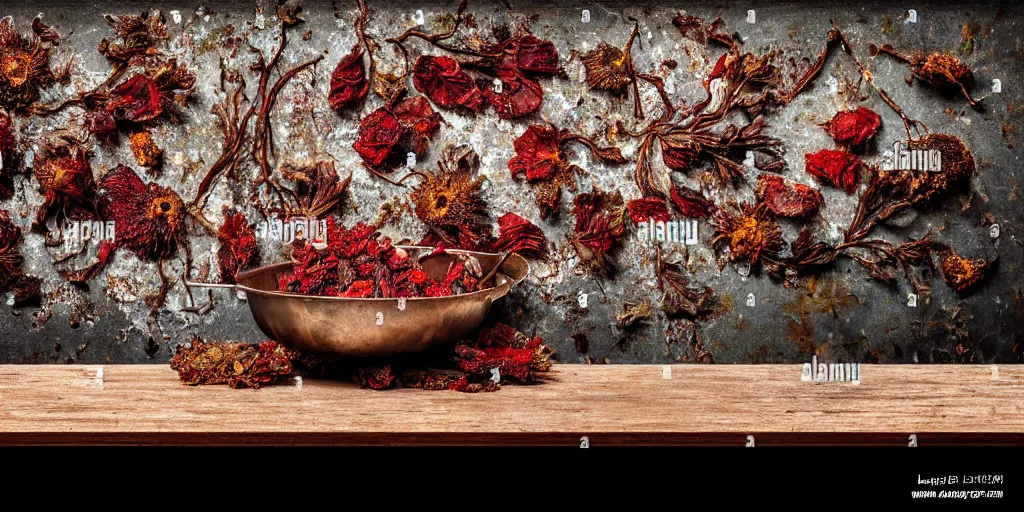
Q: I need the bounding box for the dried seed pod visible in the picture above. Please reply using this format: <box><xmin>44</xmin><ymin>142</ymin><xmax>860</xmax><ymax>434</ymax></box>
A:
<box><xmin>821</xmin><ymin>106</ymin><xmax>881</xmax><ymax>149</ymax></box>
<box><xmin>99</xmin><ymin>165</ymin><xmax>185</xmax><ymax>261</ymax></box>
<box><xmin>939</xmin><ymin>250</ymin><xmax>990</xmax><ymax>293</ymax></box>
<box><xmin>410</xmin><ymin>145</ymin><xmax>491</xmax><ymax>249</ymax></box>
<box><xmin>711</xmin><ymin>203</ymin><xmax>783</xmax><ymax>266</ymax></box>
<box><xmin>217</xmin><ymin>209</ymin><xmax>258</xmax><ymax>284</ymax></box>
<box><xmin>755</xmin><ymin>174</ymin><xmax>823</xmax><ymax>219</ymax></box>
<box><xmin>805</xmin><ymin>149</ymin><xmax>861</xmax><ymax>194</ymax></box>
<box><xmin>129</xmin><ymin>130</ymin><xmax>163</xmax><ymax>169</ymax></box>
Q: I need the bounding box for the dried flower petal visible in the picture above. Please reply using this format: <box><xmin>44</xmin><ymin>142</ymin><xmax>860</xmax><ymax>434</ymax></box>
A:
<box><xmin>0</xmin><ymin>16</ymin><xmax>58</xmax><ymax>111</ymax></box>
<box><xmin>353</xmin><ymin>108</ymin><xmax>403</xmax><ymax>170</ymax></box>
<box><xmin>391</xmin><ymin>96</ymin><xmax>440</xmax><ymax>155</ymax></box>
<box><xmin>805</xmin><ymin>149</ymin><xmax>861</xmax><ymax>193</ymax></box>
<box><xmin>711</xmin><ymin>203</ymin><xmax>783</xmax><ymax>266</ymax></box>
<box><xmin>31</xmin><ymin>139</ymin><xmax>97</xmax><ymax>232</ymax></box>
<box><xmin>412</xmin><ymin>55</ymin><xmax>483</xmax><ymax>111</ymax></box>
<box><xmin>328</xmin><ymin>47</ymin><xmax>369</xmax><ymax>111</ymax></box>
<box><xmin>669</xmin><ymin>184</ymin><xmax>712</xmax><ymax>219</ymax></box>
<box><xmin>106</xmin><ymin>74</ymin><xmax>164</xmax><ymax>124</ymax></box>
<box><xmin>99</xmin><ymin>164</ymin><xmax>185</xmax><ymax>260</ymax></box>
<box><xmin>217</xmin><ymin>209</ymin><xmax>258</xmax><ymax>284</ymax></box>
<box><xmin>570</xmin><ymin>188</ymin><xmax>626</xmax><ymax>274</ymax></box>
<box><xmin>755</xmin><ymin>174</ymin><xmax>823</xmax><ymax>219</ymax></box>
<box><xmin>410</xmin><ymin>145</ymin><xmax>491</xmax><ymax>249</ymax></box>
<box><xmin>627</xmin><ymin>197</ymin><xmax>671</xmax><ymax>223</ymax></box>
<box><xmin>822</xmin><ymin>107</ymin><xmax>881</xmax><ymax>148</ymax></box>
<box><xmin>487</xmin><ymin>212</ymin><xmax>548</xmax><ymax>259</ymax></box>
<box><xmin>581</xmin><ymin>41</ymin><xmax>632</xmax><ymax>96</ymax></box>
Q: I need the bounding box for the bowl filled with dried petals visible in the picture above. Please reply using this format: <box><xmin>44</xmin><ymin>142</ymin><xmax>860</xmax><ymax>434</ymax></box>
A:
<box><xmin>223</xmin><ymin>243</ymin><xmax>529</xmax><ymax>357</ymax></box>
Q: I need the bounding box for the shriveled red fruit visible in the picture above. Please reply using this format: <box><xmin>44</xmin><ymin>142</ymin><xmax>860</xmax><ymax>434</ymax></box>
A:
<box><xmin>627</xmin><ymin>197</ymin><xmax>671</xmax><ymax>223</ymax></box>
<box><xmin>353</xmin><ymin>108</ymin><xmax>403</xmax><ymax>170</ymax></box>
<box><xmin>822</xmin><ymin>107</ymin><xmax>881</xmax><ymax>148</ymax></box>
<box><xmin>412</xmin><ymin>55</ymin><xmax>483</xmax><ymax>111</ymax></box>
<box><xmin>755</xmin><ymin>174</ymin><xmax>823</xmax><ymax>219</ymax></box>
<box><xmin>487</xmin><ymin>212</ymin><xmax>548</xmax><ymax>259</ymax></box>
<box><xmin>328</xmin><ymin>47</ymin><xmax>369</xmax><ymax>111</ymax></box>
<box><xmin>99</xmin><ymin>165</ymin><xmax>185</xmax><ymax>260</ymax></box>
<box><xmin>217</xmin><ymin>209</ymin><xmax>258</xmax><ymax>284</ymax></box>
<box><xmin>805</xmin><ymin>149</ymin><xmax>860</xmax><ymax>193</ymax></box>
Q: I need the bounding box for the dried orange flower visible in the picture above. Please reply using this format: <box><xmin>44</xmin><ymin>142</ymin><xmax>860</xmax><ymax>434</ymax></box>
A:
<box><xmin>130</xmin><ymin>130</ymin><xmax>163</xmax><ymax>169</ymax></box>
<box><xmin>0</xmin><ymin>16</ymin><xmax>61</xmax><ymax>111</ymax></box>
<box><xmin>410</xmin><ymin>145</ymin><xmax>491</xmax><ymax>248</ymax></box>
<box><xmin>939</xmin><ymin>250</ymin><xmax>990</xmax><ymax>293</ymax></box>
<box><xmin>711</xmin><ymin>203</ymin><xmax>783</xmax><ymax>266</ymax></box>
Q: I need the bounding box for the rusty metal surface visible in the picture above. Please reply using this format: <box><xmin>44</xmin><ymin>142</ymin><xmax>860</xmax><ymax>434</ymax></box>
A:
<box><xmin>0</xmin><ymin>0</ymin><xmax>1022</xmax><ymax>364</ymax></box>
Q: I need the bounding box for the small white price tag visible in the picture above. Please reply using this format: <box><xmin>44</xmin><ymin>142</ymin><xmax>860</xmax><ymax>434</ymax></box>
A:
<box><xmin>745</xmin><ymin>435</ymin><xmax>755</xmax><ymax>447</ymax></box>
<box><xmin>907</xmin><ymin>293</ymin><xmax>918</xmax><ymax>307</ymax></box>
<box><xmin>581</xmin><ymin>10</ymin><xmax>590</xmax><ymax>23</ymax></box>
<box><xmin>662</xmin><ymin>365</ymin><xmax>672</xmax><ymax>379</ymax></box>
<box><xmin>991</xmin><ymin>366</ymin><xmax>999</xmax><ymax>380</ymax></box>
<box><xmin>577</xmin><ymin>290</ymin><xmax>588</xmax><ymax>309</ymax></box>
<box><xmin>746</xmin><ymin>293</ymin><xmax>756</xmax><ymax>307</ymax></box>
<box><xmin>489</xmin><ymin>367</ymin><xmax>501</xmax><ymax>383</ymax></box>
<box><xmin>406</xmin><ymin>152</ymin><xmax>416</xmax><ymax>168</ymax></box>
<box><xmin>992</xmin><ymin>79</ymin><xmax>1002</xmax><ymax>93</ymax></box>
<box><xmin>492</xmin><ymin>78</ymin><xmax>503</xmax><ymax>94</ymax></box>
<box><xmin>907</xmin><ymin>9</ymin><xmax>918</xmax><ymax>23</ymax></box>
<box><xmin>908</xmin><ymin>434</ymin><xmax>918</xmax><ymax>447</ymax></box>
<box><xmin>397</xmin><ymin>297</ymin><xmax>407</xmax><ymax>311</ymax></box>
<box><xmin>375</xmin><ymin>311</ymin><xmax>384</xmax><ymax>326</ymax></box>
<box><xmin>990</xmin><ymin>224</ymin><xmax>1000</xmax><ymax>239</ymax></box>
<box><xmin>746</xmin><ymin>10</ymin><xmax>756</xmax><ymax>24</ymax></box>
<box><xmin>580</xmin><ymin>436</ymin><xmax>590</xmax><ymax>448</ymax></box>
<box><xmin>413</xmin><ymin>10</ymin><xmax>424</xmax><ymax>25</ymax></box>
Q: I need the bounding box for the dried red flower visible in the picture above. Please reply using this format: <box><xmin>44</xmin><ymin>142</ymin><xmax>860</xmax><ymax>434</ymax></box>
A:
<box><xmin>669</xmin><ymin>184</ymin><xmax>712</xmax><ymax>219</ymax></box>
<box><xmin>805</xmin><ymin>149</ymin><xmax>861</xmax><ymax>193</ymax></box>
<box><xmin>99</xmin><ymin>165</ymin><xmax>185</xmax><ymax>261</ymax></box>
<box><xmin>106</xmin><ymin>74</ymin><xmax>163</xmax><ymax>123</ymax></box>
<box><xmin>171</xmin><ymin>338</ymin><xmax>297</xmax><ymax>389</ymax></box>
<box><xmin>354</xmin><ymin>97</ymin><xmax>440</xmax><ymax>171</ymax></box>
<box><xmin>328</xmin><ymin>47</ymin><xmax>369</xmax><ymax>111</ymax></box>
<box><xmin>0</xmin><ymin>110</ymin><xmax>16</xmax><ymax>199</ymax></box>
<box><xmin>711</xmin><ymin>203</ymin><xmax>783</xmax><ymax>266</ymax></box>
<box><xmin>217</xmin><ymin>209</ymin><xmax>258</xmax><ymax>284</ymax></box>
<box><xmin>356</xmin><ymin>364</ymin><xmax>396</xmax><ymax>390</ymax></box>
<box><xmin>487</xmin><ymin>213</ymin><xmax>548</xmax><ymax>259</ymax></box>
<box><xmin>0</xmin><ymin>16</ymin><xmax>59</xmax><ymax>111</ymax></box>
<box><xmin>570</xmin><ymin>188</ymin><xmax>626</xmax><ymax>274</ymax></box>
<box><xmin>410</xmin><ymin>145</ymin><xmax>491</xmax><ymax>249</ymax></box>
<box><xmin>412</xmin><ymin>55</ymin><xmax>483</xmax><ymax>112</ymax></box>
<box><xmin>939</xmin><ymin>250</ymin><xmax>990</xmax><ymax>293</ymax></box>
<box><xmin>627</xmin><ymin>197</ymin><xmax>672</xmax><ymax>223</ymax></box>
<box><xmin>822</xmin><ymin>107</ymin><xmax>881</xmax><ymax>148</ymax></box>
<box><xmin>0</xmin><ymin>210</ymin><xmax>41</xmax><ymax>306</ymax></box>
<box><xmin>455</xmin><ymin>323</ymin><xmax>553</xmax><ymax>383</ymax></box>
<box><xmin>755</xmin><ymin>174</ymin><xmax>823</xmax><ymax>219</ymax></box>
<box><xmin>31</xmin><ymin>139</ymin><xmax>97</xmax><ymax>232</ymax></box>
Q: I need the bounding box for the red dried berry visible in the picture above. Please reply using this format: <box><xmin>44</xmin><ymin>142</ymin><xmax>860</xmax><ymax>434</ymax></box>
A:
<box><xmin>627</xmin><ymin>197</ymin><xmax>672</xmax><ymax>223</ymax></box>
<box><xmin>821</xmin><ymin>106</ymin><xmax>881</xmax><ymax>148</ymax></box>
<box><xmin>328</xmin><ymin>47</ymin><xmax>369</xmax><ymax>111</ymax></box>
<box><xmin>353</xmin><ymin>108</ymin><xmax>403</xmax><ymax>170</ymax></box>
<box><xmin>99</xmin><ymin>165</ymin><xmax>186</xmax><ymax>261</ymax></box>
<box><xmin>805</xmin><ymin>149</ymin><xmax>861</xmax><ymax>194</ymax></box>
<box><xmin>755</xmin><ymin>174</ymin><xmax>823</xmax><ymax>219</ymax></box>
<box><xmin>412</xmin><ymin>55</ymin><xmax>484</xmax><ymax>111</ymax></box>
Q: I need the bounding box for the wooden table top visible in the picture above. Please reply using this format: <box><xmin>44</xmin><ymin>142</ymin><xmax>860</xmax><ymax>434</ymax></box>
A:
<box><xmin>2</xmin><ymin>364</ymin><xmax>1022</xmax><ymax>445</ymax></box>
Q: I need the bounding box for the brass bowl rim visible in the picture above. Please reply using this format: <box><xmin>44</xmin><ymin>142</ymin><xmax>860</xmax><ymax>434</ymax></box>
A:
<box><xmin>233</xmin><ymin>246</ymin><xmax>530</xmax><ymax>302</ymax></box>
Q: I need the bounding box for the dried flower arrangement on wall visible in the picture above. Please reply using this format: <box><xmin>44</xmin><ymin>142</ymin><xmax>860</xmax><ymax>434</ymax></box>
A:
<box><xmin>0</xmin><ymin>1</ymin><xmax>1016</xmax><ymax>374</ymax></box>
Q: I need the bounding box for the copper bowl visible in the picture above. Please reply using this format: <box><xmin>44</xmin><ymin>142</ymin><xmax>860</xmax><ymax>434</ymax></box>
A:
<box><xmin>225</xmin><ymin>247</ymin><xmax>529</xmax><ymax>357</ymax></box>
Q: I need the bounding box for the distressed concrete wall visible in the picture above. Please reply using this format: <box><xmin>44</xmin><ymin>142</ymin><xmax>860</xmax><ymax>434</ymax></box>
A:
<box><xmin>1</xmin><ymin>0</ymin><xmax>1022</xmax><ymax>364</ymax></box>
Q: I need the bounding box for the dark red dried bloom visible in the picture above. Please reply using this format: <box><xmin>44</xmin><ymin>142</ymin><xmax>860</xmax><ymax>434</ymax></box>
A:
<box><xmin>570</xmin><ymin>188</ymin><xmax>626</xmax><ymax>274</ymax></box>
<box><xmin>492</xmin><ymin>35</ymin><xmax>560</xmax><ymax>78</ymax></box>
<box><xmin>171</xmin><ymin>338</ymin><xmax>297</xmax><ymax>389</ymax></box>
<box><xmin>31</xmin><ymin>140</ymin><xmax>97</xmax><ymax>232</ymax></box>
<box><xmin>106</xmin><ymin>74</ymin><xmax>163</xmax><ymax>123</ymax></box>
<box><xmin>939</xmin><ymin>250</ymin><xmax>990</xmax><ymax>293</ymax></box>
<box><xmin>805</xmin><ymin>149</ymin><xmax>861</xmax><ymax>194</ymax></box>
<box><xmin>356</xmin><ymin>364</ymin><xmax>396</xmax><ymax>390</ymax></box>
<box><xmin>412</xmin><ymin>55</ymin><xmax>483</xmax><ymax>111</ymax></box>
<box><xmin>0</xmin><ymin>110</ymin><xmax>16</xmax><ymax>199</ymax></box>
<box><xmin>391</xmin><ymin>96</ymin><xmax>441</xmax><ymax>155</ymax></box>
<box><xmin>0</xmin><ymin>16</ymin><xmax>59</xmax><ymax>111</ymax></box>
<box><xmin>353</xmin><ymin>108</ymin><xmax>403</xmax><ymax>170</ymax></box>
<box><xmin>99</xmin><ymin>165</ymin><xmax>185</xmax><ymax>261</ymax></box>
<box><xmin>0</xmin><ymin>210</ymin><xmax>41</xmax><ymax>306</ymax></box>
<box><xmin>508</xmin><ymin>124</ymin><xmax>565</xmax><ymax>182</ymax></box>
<box><xmin>484</xmin><ymin>72</ymin><xmax>543</xmax><ymax>119</ymax></box>
<box><xmin>822</xmin><ymin>107</ymin><xmax>881</xmax><ymax>148</ymax></box>
<box><xmin>627</xmin><ymin>197</ymin><xmax>671</xmax><ymax>223</ymax></box>
<box><xmin>410</xmin><ymin>145</ymin><xmax>491</xmax><ymax>249</ymax></box>
<box><xmin>669</xmin><ymin>184</ymin><xmax>712</xmax><ymax>219</ymax></box>
<box><xmin>455</xmin><ymin>323</ymin><xmax>553</xmax><ymax>383</ymax></box>
<box><xmin>755</xmin><ymin>174</ymin><xmax>823</xmax><ymax>219</ymax></box>
<box><xmin>487</xmin><ymin>213</ymin><xmax>548</xmax><ymax>259</ymax></box>
<box><xmin>328</xmin><ymin>47</ymin><xmax>369</xmax><ymax>111</ymax></box>
<box><xmin>217</xmin><ymin>209</ymin><xmax>258</xmax><ymax>284</ymax></box>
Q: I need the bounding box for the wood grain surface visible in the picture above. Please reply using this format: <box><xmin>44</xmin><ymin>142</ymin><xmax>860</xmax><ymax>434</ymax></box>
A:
<box><xmin>1</xmin><ymin>364</ymin><xmax>1023</xmax><ymax>445</ymax></box>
